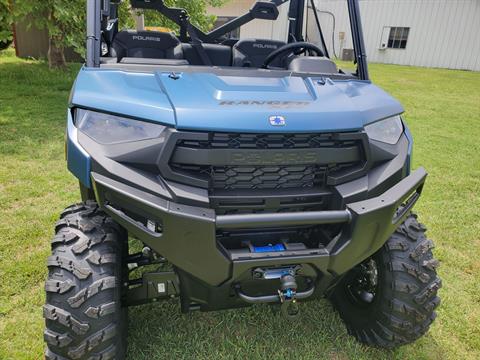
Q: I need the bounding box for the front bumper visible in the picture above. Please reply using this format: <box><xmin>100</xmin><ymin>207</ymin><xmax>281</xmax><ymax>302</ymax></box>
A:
<box><xmin>92</xmin><ymin>166</ymin><xmax>427</xmax><ymax>290</ymax></box>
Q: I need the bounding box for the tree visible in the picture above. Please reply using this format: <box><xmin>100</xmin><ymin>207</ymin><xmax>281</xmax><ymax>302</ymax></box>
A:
<box><xmin>125</xmin><ymin>0</ymin><xmax>229</xmax><ymax>32</ymax></box>
<box><xmin>12</xmin><ymin>0</ymin><xmax>228</xmax><ymax>69</ymax></box>
<box><xmin>0</xmin><ymin>0</ymin><xmax>13</xmax><ymax>49</ymax></box>
<box><xmin>13</xmin><ymin>0</ymin><xmax>86</xmax><ymax>68</ymax></box>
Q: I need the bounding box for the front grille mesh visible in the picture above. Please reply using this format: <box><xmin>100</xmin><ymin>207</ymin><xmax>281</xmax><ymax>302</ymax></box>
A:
<box><xmin>177</xmin><ymin>133</ymin><xmax>358</xmax><ymax>150</ymax></box>
<box><xmin>169</xmin><ymin>132</ymin><xmax>365</xmax><ymax>192</ymax></box>
<box><xmin>171</xmin><ymin>164</ymin><xmax>327</xmax><ymax>190</ymax></box>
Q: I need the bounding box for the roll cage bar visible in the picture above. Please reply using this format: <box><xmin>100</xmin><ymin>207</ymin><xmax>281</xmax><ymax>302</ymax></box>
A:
<box><xmin>86</xmin><ymin>0</ymin><xmax>369</xmax><ymax>80</ymax></box>
<box><xmin>129</xmin><ymin>0</ymin><xmax>290</xmax><ymax>43</ymax></box>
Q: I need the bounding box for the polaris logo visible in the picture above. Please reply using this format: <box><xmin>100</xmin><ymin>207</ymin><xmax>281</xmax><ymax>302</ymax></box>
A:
<box><xmin>132</xmin><ymin>35</ymin><xmax>162</xmax><ymax>42</ymax></box>
<box><xmin>230</xmin><ymin>151</ymin><xmax>318</xmax><ymax>165</ymax></box>
<box><xmin>252</xmin><ymin>43</ymin><xmax>278</xmax><ymax>50</ymax></box>
<box><xmin>269</xmin><ymin>115</ymin><xmax>286</xmax><ymax>126</ymax></box>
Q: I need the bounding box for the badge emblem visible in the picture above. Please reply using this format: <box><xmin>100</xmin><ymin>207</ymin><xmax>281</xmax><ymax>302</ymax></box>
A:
<box><xmin>269</xmin><ymin>115</ymin><xmax>286</xmax><ymax>126</ymax></box>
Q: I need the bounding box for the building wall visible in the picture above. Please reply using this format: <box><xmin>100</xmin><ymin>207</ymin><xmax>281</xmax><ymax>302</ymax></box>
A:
<box><xmin>209</xmin><ymin>0</ymin><xmax>480</xmax><ymax>71</ymax></box>
<box><xmin>314</xmin><ymin>0</ymin><xmax>480</xmax><ymax>71</ymax></box>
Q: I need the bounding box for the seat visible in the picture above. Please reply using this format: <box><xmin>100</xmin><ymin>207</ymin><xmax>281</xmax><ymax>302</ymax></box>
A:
<box><xmin>111</xmin><ymin>30</ymin><xmax>182</xmax><ymax>61</ymax></box>
<box><xmin>180</xmin><ymin>43</ymin><xmax>232</xmax><ymax>66</ymax></box>
<box><xmin>232</xmin><ymin>38</ymin><xmax>286</xmax><ymax>68</ymax></box>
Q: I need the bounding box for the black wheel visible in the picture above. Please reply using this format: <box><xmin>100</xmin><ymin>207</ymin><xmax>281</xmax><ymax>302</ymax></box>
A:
<box><xmin>44</xmin><ymin>201</ymin><xmax>128</xmax><ymax>359</ymax></box>
<box><xmin>330</xmin><ymin>214</ymin><xmax>441</xmax><ymax>348</ymax></box>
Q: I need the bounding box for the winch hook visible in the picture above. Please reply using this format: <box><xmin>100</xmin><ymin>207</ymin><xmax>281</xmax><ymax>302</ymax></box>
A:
<box><xmin>279</xmin><ymin>274</ymin><xmax>300</xmax><ymax>320</ymax></box>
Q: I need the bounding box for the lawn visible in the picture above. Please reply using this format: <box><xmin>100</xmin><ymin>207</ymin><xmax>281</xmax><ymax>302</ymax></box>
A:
<box><xmin>0</xmin><ymin>47</ymin><xmax>479</xmax><ymax>359</ymax></box>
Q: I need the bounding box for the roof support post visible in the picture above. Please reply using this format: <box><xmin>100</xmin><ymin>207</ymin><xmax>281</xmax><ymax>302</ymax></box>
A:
<box><xmin>288</xmin><ymin>0</ymin><xmax>306</xmax><ymax>42</ymax></box>
<box><xmin>347</xmin><ymin>0</ymin><xmax>369</xmax><ymax>80</ymax></box>
<box><xmin>86</xmin><ymin>0</ymin><xmax>102</xmax><ymax>67</ymax></box>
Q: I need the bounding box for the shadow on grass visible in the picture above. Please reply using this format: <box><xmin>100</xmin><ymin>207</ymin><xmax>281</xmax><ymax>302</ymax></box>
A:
<box><xmin>126</xmin><ymin>299</ymin><xmax>403</xmax><ymax>360</ymax></box>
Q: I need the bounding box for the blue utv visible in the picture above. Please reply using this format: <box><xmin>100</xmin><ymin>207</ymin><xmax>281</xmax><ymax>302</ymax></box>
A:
<box><xmin>44</xmin><ymin>1</ymin><xmax>441</xmax><ymax>358</ymax></box>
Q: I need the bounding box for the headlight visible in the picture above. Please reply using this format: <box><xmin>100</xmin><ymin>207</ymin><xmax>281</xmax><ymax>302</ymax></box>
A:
<box><xmin>365</xmin><ymin>115</ymin><xmax>404</xmax><ymax>145</ymax></box>
<box><xmin>76</xmin><ymin>109</ymin><xmax>166</xmax><ymax>145</ymax></box>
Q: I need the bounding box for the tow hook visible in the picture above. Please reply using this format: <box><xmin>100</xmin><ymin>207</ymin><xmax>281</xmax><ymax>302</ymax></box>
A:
<box><xmin>235</xmin><ymin>267</ymin><xmax>315</xmax><ymax>313</ymax></box>
<box><xmin>279</xmin><ymin>274</ymin><xmax>300</xmax><ymax>319</ymax></box>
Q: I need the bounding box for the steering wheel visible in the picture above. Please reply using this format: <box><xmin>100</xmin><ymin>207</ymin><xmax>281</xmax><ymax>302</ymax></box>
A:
<box><xmin>262</xmin><ymin>42</ymin><xmax>325</xmax><ymax>69</ymax></box>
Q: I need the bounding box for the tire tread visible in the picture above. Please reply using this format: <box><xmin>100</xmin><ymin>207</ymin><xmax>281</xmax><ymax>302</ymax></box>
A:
<box><xmin>44</xmin><ymin>201</ymin><xmax>127</xmax><ymax>359</ymax></box>
<box><xmin>330</xmin><ymin>213</ymin><xmax>441</xmax><ymax>348</ymax></box>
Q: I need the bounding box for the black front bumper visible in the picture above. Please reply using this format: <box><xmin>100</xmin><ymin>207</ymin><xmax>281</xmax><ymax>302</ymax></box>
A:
<box><xmin>78</xmin><ymin>125</ymin><xmax>422</xmax><ymax>310</ymax></box>
<box><xmin>92</xmin><ymin>167</ymin><xmax>426</xmax><ymax>294</ymax></box>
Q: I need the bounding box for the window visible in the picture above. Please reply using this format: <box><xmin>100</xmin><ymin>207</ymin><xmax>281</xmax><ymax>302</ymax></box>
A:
<box><xmin>213</xmin><ymin>16</ymin><xmax>240</xmax><ymax>39</ymax></box>
<box><xmin>388</xmin><ymin>27</ymin><xmax>410</xmax><ymax>49</ymax></box>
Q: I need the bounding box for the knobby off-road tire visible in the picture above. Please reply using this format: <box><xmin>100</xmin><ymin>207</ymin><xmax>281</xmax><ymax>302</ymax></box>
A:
<box><xmin>44</xmin><ymin>201</ymin><xmax>128</xmax><ymax>359</ymax></box>
<box><xmin>330</xmin><ymin>214</ymin><xmax>441</xmax><ymax>348</ymax></box>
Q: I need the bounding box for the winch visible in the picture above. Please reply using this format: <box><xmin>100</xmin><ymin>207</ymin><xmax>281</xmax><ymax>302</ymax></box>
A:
<box><xmin>235</xmin><ymin>266</ymin><xmax>314</xmax><ymax>319</ymax></box>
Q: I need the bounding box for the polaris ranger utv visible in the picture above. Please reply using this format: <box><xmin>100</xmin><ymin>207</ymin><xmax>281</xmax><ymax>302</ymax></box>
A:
<box><xmin>44</xmin><ymin>0</ymin><xmax>441</xmax><ymax>358</ymax></box>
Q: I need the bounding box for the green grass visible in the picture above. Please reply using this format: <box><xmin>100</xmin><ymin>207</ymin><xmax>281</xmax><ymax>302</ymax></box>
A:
<box><xmin>0</xmin><ymin>47</ymin><xmax>479</xmax><ymax>359</ymax></box>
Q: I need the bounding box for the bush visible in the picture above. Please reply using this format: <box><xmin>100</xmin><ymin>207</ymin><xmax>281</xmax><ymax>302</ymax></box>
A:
<box><xmin>0</xmin><ymin>0</ymin><xmax>13</xmax><ymax>49</ymax></box>
<box><xmin>12</xmin><ymin>0</ymin><xmax>228</xmax><ymax>68</ymax></box>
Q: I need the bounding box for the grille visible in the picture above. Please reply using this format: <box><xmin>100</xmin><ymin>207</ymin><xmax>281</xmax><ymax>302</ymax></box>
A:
<box><xmin>168</xmin><ymin>132</ymin><xmax>367</xmax><ymax>192</ymax></box>
<box><xmin>171</xmin><ymin>164</ymin><xmax>327</xmax><ymax>190</ymax></box>
<box><xmin>177</xmin><ymin>133</ymin><xmax>358</xmax><ymax>150</ymax></box>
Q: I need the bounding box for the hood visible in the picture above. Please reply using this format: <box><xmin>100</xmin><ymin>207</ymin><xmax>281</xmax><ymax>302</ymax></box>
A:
<box><xmin>72</xmin><ymin>68</ymin><xmax>403</xmax><ymax>133</ymax></box>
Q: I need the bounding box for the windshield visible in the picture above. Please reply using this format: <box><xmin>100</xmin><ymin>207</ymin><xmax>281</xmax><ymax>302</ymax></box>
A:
<box><xmin>209</xmin><ymin>1</ymin><xmax>291</xmax><ymax>43</ymax></box>
<box><xmin>305</xmin><ymin>0</ymin><xmax>357</xmax><ymax>73</ymax></box>
<box><xmin>90</xmin><ymin>0</ymin><xmax>366</xmax><ymax>78</ymax></box>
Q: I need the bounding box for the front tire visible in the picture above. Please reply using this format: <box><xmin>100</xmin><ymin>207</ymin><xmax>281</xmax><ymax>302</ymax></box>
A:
<box><xmin>44</xmin><ymin>201</ymin><xmax>128</xmax><ymax>359</ymax></box>
<box><xmin>330</xmin><ymin>214</ymin><xmax>441</xmax><ymax>348</ymax></box>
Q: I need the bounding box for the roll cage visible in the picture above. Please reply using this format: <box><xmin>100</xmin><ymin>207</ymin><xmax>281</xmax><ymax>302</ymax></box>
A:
<box><xmin>86</xmin><ymin>0</ymin><xmax>368</xmax><ymax>80</ymax></box>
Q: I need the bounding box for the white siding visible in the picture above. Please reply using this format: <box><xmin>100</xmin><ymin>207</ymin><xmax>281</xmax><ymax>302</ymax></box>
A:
<box><xmin>314</xmin><ymin>0</ymin><xmax>480</xmax><ymax>71</ymax></box>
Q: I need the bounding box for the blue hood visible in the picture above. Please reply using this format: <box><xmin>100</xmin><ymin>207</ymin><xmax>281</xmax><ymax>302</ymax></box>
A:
<box><xmin>71</xmin><ymin>67</ymin><xmax>403</xmax><ymax>133</ymax></box>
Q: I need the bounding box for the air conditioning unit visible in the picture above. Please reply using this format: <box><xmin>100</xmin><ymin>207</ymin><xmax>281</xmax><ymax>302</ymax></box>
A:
<box><xmin>379</xmin><ymin>26</ymin><xmax>391</xmax><ymax>50</ymax></box>
<box><xmin>341</xmin><ymin>48</ymin><xmax>355</xmax><ymax>61</ymax></box>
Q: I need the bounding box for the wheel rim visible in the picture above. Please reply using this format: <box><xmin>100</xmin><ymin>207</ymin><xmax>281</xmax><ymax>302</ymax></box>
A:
<box><xmin>345</xmin><ymin>258</ymin><xmax>379</xmax><ymax>307</ymax></box>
